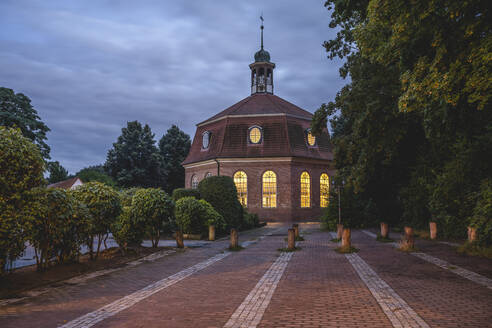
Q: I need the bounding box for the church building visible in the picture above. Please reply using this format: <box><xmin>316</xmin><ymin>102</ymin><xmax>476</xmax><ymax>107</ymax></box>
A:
<box><xmin>182</xmin><ymin>23</ymin><xmax>334</xmax><ymax>221</ymax></box>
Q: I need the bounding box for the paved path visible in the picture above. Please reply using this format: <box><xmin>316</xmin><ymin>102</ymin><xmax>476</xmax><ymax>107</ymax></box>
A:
<box><xmin>1</xmin><ymin>224</ymin><xmax>491</xmax><ymax>328</ymax></box>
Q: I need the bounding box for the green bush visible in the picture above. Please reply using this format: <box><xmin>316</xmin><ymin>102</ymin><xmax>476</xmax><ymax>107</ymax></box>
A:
<box><xmin>198</xmin><ymin>176</ymin><xmax>243</xmax><ymax>229</ymax></box>
<box><xmin>469</xmin><ymin>179</ymin><xmax>492</xmax><ymax>247</ymax></box>
<box><xmin>112</xmin><ymin>206</ymin><xmax>146</xmax><ymax>253</ymax></box>
<box><xmin>242</xmin><ymin>211</ymin><xmax>260</xmax><ymax>230</ymax></box>
<box><xmin>0</xmin><ymin>127</ymin><xmax>45</xmax><ymax>273</ymax></box>
<box><xmin>119</xmin><ymin>188</ymin><xmax>140</xmax><ymax>207</ymax></box>
<box><xmin>174</xmin><ymin>197</ymin><xmax>224</xmax><ymax>235</ymax></box>
<box><xmin>70</xmin><ymin>182</ymin><xmax>122</xmax><ymax>259</ymax></box>
<box><xmin>130</xmin><ymin>188</ymin><xmax>174</xmax><ymax>247</ymax></box>
<box><xmin>172</xmin><ymin>188</ymin><xmax>200</xmax><ymax>202</ymax></box>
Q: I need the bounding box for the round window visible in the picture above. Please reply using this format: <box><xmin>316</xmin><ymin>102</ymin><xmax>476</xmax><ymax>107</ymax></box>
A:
<box><xmin>202</xmin><ymin>131</ymin><xmax>210</xmax><ymax>149</ymax></box>
<box><xmin>249</xmin><ymin>127</ymin><xmax>262</xmax><ymax>144</ymax></box>
<box><xmin>307</xmin><ymin>131</ymin><xmax>316</xmax><ymax>146</ymax></box>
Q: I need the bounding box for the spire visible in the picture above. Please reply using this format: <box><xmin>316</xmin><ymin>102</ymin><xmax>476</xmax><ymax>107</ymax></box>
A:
<box><xmin>260</xmin><ymin>14</ymin><xmax>264</xmax><ymax>50</ymax></box>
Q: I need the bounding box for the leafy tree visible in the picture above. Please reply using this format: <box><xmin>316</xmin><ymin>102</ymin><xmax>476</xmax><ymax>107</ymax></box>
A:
<box><xmin>119</xmin><ymin>188</ymin><xmax>139</xmax><ymax>207</ymax></box>
<box><xmin>0</xmin><ymin>127</ymin><xmax>45</xmax><ymax>273</ymax></box>
<box><xmin>105</xmin><ymin>121</ymin><xmax>162</xmax><ymax>188</ymax></box>
<box><xmin>70</xmin><ymin>182</ymin><xmax>121</xmax><ymax>259</ymax></box>
<box><xmin>47</xmin><ymin>161</ymin><xmax>69</xmax><ymax>184</ymax></box>
<box><xmin>76</xmin><ymin>165</ymin><xmax>115</xmax><ymax>186</ymax></box>
<box><xmin>172</xmin><ymin>188</ymin><xmax>200</xmax><ymax>202</ymax></box>
<box><xmin>158</xmin><ymin>125</ymin><xmax>191</xmax><ymax>193</ymax></box>
<box><xmin>130</xmin><ymin>188</ymin><xmax>174</xmax><ymax>247</ymax></box>
<box><xmin>112</xmin><ymin>206</ymin><xmax>146</xmax><ymax>254</ymax></box>
<box><xmin>174</xmin><ymin>197</ymin><xmax>224</xmax><ymax>235</ymax></box>
<box><xmin>197</xmin><ymin>176</ymin><xmax>243</xmax><ymax>230</ymax></box>
<box><xmin>0</xmin><ymin>87</ymin><xmax>51</xmax><ymax>159</ymax></box>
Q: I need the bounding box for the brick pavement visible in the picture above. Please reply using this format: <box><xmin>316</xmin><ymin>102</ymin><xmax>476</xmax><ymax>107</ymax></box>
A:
<box><xmin>353</xmin><ymin>230</ymin><xmax>492</xmax><ymax>328</ymax></box>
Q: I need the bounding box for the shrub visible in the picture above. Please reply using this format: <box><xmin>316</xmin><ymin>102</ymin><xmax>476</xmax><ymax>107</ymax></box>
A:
<box><xmin>119</xmin><ymin>188</ymin><xmax>140</xmax><ymax>207</ymax></box>
<box><xmin>198</xmin><ymin>176</ymin><xmax>243</xmax><ymax>229</ymax></box>
<box><xmin>175</xmin><ymin>197</ymin><xmax>224</xmax><ymax>235</ymax></box>
<box><xmin>112</xmin><ymin>206</ymin><xmax>146</xmax><ymax>253</ymax></box>
<box><xmin>172</xmin><ymin>188</ymin><xmax>200</xmax><ymax>202</ymax></box>
<box><xmin>0</xmin><ymin>127</ymin><xmax>45</xmax><ymax>273</ymax></box>
<box><xmin>70</xmin><ymin>182</ymin><xmax>121</xmax><ymax>259</ymax></box>
<box><xmin>242</xmin><ymin>211</ymin><xmax>260</xmax><ymax>230</ymax></box>
<box><xmin>26</xmin><ymin>188</ymin><xmax>79</xmax><ymax>270</ymax></box>
<box><xmin>130</xmin><ymin>188</ymin><xmax>174</xmax><ymax>247</ymax></box>
<box><xmin>468</xmin><ymin>179</ymin><xmax>492</xmax><ymax>247</ymax></box>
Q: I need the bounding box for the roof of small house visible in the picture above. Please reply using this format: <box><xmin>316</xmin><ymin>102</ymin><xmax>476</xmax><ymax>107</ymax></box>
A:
<box><xmin>47</xmin><ymin>177</ymin><xmax>82</xmax><ymax>190</ymax></box>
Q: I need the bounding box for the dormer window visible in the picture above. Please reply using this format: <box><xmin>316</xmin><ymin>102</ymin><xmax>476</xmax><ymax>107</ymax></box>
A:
<box><xmin>202</xmin><ymin>131</ymin><xmax>211</xmax><ymax>149</ymax></box>
<box><xmin>306</xmin><ymin>129</ymin><xmax>316</xmax><ymax>146</ymax></box>
<box><xmin>248</xmin><ymin>126</ymin><xmax>262</xmax><ymax>144</ymax></box>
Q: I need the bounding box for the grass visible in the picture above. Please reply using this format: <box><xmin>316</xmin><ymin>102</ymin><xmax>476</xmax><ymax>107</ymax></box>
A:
<box><xmin>376</xmin><ymin>234</ymin><xmax>394</xmax><ymax>243</ymax></box>
<box><xmin>278</xmin><ymin>247</ymin><xmax>302</xmax><ymax>252</ymax></box>
<box><xmin>335</xmin><ymin>246</ymin><xmax>359</xmax><ymax>253</ymax></box>
<box><xmin>330</xmin><ymin>238</ymin><xmax>341</xmax><ymax>243</ymax></box>
<box><xmin>457</xmin><ymin>242</ymin><xmax>492</xmax><ymax>259</ymax></box>
<box><xmin>228</xmin><ymin>245</ymin><xmax>245</xmax><ymax>252</ymax></box>
<box><xmin>284</xmin><ymin>236</ymin><xmax>305</xmax><ymax>242</ymax></box>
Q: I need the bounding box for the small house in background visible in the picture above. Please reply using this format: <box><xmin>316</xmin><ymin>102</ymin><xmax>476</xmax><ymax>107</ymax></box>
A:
<box><xmin>47</xmin><ymin>177</ymin><xmax>83</xmax><ymax>190</ymax></box>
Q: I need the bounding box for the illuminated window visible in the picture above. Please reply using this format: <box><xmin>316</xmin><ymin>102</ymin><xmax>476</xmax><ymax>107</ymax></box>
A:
<box><xmin>320</xmin><ymin>173</ymin><xmax>330</xmax><ymax>208</ymax></box>
<box><xmin>300</xmin><ymin>171</ymin><xmax>311</xmax><ymax>208</ymax></box>
<box><xmin>202</xmin><ymin>131</ymin><xmax>210</xmax><ymax>149</ymax></box>
<box><xmin>233</xmin><ymin>171</ymin><xmax>248</xmax><ymax>206</ymax></box>
<box><xmin>249</xmin><ymin>126</ymin><xmax>262</xmax><ymax>144</ymax></box>
<box><xmin>307</xmin><ymin>130</ymin><xmax>316</xmax><ymax>146</ymax></box>
<box><xmin>262</xmin><ymin>170</ymin><xmax>277</xmax><ymax>208</ymax></box>
<box><xmin>191</xmin><ymin>175</ymin><xmax>199</xmax><ymax>189</ymax></box>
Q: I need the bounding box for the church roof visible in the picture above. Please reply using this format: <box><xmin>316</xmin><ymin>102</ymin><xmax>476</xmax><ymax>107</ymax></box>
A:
<box><xmin>198</xmin><ymin>93</ymin><xmax>313</xmax><ymax>126</ymax></box>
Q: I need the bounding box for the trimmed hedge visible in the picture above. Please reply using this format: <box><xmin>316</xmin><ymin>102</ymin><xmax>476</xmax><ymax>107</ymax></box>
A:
<box><xmin>172</xmin><ymin>188</ymin><xmax>200</xmax><ymax>202</ymax></box>
<box><xmin>198</xmin><ymin>176</ymin><xmax>243</xmax><ymax>229</ymax></box>
<box><xmin>175</xmin><ymin>197</ymin><xmax>224</xmax><ymax>235</ymax></box>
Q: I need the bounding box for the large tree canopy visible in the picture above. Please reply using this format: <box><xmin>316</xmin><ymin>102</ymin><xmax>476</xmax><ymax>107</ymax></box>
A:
<box><xmin>0</xmin><ymin>87</ymin><xmax>51</xmax><ymax>159</ymax></box>
<box><xmin>314</xmin><ymin>0</ymin><xmax>491</xmax><ymax>238</ymax></box>
<box><xmin>159</xmin><ymin>124</ymin><xmax>191</xmax><ymax>193</ymax></box>
<box><xmin>105</xmin><ymin>121</ymin><xmax>162</xmax><ymax>188</ymax></box>
<box><xmin>47</xmin><ymin>161</ymin><xmax>69</xmax><ymax>184</ymax></box>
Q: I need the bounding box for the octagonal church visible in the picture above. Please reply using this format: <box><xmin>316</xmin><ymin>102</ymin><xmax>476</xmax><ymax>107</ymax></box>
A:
<box><xmin>182</xmin><ymin>24</ymin><xmax>334</xmax><ymax>221</ymax></box>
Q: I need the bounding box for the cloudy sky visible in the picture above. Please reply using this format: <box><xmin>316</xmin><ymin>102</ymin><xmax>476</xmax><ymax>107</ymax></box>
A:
<box><xmin>0</xmin><ymin>0</ymin><xmax>345</xmax><ymax>174</ymax></box>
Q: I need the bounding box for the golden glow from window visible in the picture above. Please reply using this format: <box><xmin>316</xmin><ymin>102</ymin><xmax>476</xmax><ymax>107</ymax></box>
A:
<box><xmin>262</xmin><ymin>170</ymin><xmax>277</xmax><ymax>208</ymax></box>
<box><xmin>320</xmin><ymin>173</ymin><xmax>330</xmax><ymax>208</ymax></box>
<box><xmin>191</xmin><ymin>175</ymin><xmax>199</xmax><ymax>189</ymax></box>
<box><xmin>234</xmin><ymin>171</ymin><xmax>248</xmax><ymax>206</ymax></box>
<box><xmin>249</xmin><ymin>127</ymin><xmax>261</xmax><ymax>144</ymax></box>
<box><xmin>307</xmin><ymin>132</ymin><xmax>316</xmax><ymax>146</ymax></box>
<box><xmin>300</xmin><ymin>171</ymin><xmax>310</xmax><ymax>208</ymax></box>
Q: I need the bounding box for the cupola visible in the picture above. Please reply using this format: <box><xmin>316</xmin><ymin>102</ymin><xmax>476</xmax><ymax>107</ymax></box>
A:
<box><xmin>250</xmin><ymin>17</ymin><xmax>275</xmax><ymax>94</ymax></box>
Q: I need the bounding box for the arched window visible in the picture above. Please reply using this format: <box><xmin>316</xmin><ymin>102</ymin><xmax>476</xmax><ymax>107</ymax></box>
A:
<box><xmin>191</xmin><ymin>175</ymin><xmax>199</xmax><ymax>189</ymax></box>
<box><xmin>306</xmin><ymin>129</ymin><xmax>316</xmax><ymax>146</ymax></box>
<box><xmin>205</xmin><ymin>172</ymin><xmax>212</xmax><ymax>178</ymax></box>
<box><xmin>320</xmin><ymin>173</ymin><xmax>330</xmax><ymax>208</ymax></box>
<box><xmin>300</xmin><ymin>171</ymin><xmax>310</xmax><ymax>208</ymax></box>
<box><xmin>233</xmin><ymin>171</ymin><xmax>248</xmax><ymax>206</ymax></box>
<box><xmin>262</xmin><ymin>170</ymin><xmax>277</xmax><ymax>208</ymax></box>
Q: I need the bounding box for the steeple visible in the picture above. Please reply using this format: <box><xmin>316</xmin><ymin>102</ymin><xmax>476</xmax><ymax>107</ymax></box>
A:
<box><xmin>250</xmin><ymin>15</ymin><xmax>275</xmax><ymax>94</ymax></box>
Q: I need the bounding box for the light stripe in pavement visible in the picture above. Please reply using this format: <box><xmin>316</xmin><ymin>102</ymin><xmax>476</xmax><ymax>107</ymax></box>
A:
<box><xmin>223</xmin><ymin>252</ymin><xmax>293</xmax><ymax>328</ymax></box>
<box><xmin>331</xmin><ymin>232</ymin><xmax>430</xmax><ymax>328</ymax></box>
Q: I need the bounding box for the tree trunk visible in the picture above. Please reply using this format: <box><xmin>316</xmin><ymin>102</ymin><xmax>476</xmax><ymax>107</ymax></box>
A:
<box><xmin>175</xmin><ymin>230</ymin><xmax>184</xmax><ymax>248</ymax></box>
<box><xmin>230</xmin><ymin>229</ymin><xmax>238</xmax><ymax>248</ymax></box>
<box><xmin>88</xmin><ymin>236</ymin><xmax>94</xmax><ymax>260</ymax></box>
<box><xmin>337</xmin><ymin>224</ymin><xmax>343</xmax><ymax>239</ymax></box>
<box><xmin>103</xmin><ymin>234</ymin><xmax>108</xmax><ymax>250</ymax></box>
<box><xmin>429</xmin><ymin>222</ymin><xmax>437</xmax><ymax>240</ymax></box>
<box><xmin>380</xmin><ymin>222</ymin><xmax>389</xmax><ymax>238</ymax></box>
<box><xmin>288</xmin><ymin>228</ymin><xmax>295</xmax><ymax>250</ymax></box>
<box><xmin>341</xmin><ymin>228</ymin><xmax>351</xmax><ymax>248</ymax></box>
<box><xmin>96</xmin><ymin>234</ymin><xmax>103</xmax><ymax>259</ymax></box>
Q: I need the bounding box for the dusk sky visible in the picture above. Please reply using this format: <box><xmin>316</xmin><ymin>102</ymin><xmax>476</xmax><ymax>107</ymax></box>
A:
<box><xmin>0</xmin><ymin>1</ymin><xmax>345</xmax><ymax>174</ymax></box>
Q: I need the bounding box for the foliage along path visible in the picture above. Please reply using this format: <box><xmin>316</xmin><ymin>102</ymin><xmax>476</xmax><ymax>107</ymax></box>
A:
<box><xmin>1</xmin><ymin>224</ymin><xmax>491</xmax><ymax>328</ymax></box>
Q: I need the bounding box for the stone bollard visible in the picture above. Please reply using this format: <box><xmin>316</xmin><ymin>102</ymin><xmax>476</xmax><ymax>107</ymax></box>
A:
<box><xmin>341</xmin><ymin>228</ymin><xmax>351</xmax><ymax>248</ymax></box>
<box><xmin>429</xmin><ymin>222</ymin><xmax>437</xmax><ymax>240</ymax></box>
<box><xmin>380</xmin><ymin>222</ymin><xmax>389</xmax><ymax>239</ymax></box>
<box><xmin>230</xmin><ymin>228</ymin><xmax>238</xmax><ymax>248</ymax></box>
<box><xmin>288</xmin><ymin>228</ymin><xmax>296</xmax><ymax>250</ymax></box>
<box><xmin>175</xmin><ymin>230</ymin><xmax>184</xmax><ymax>248</ymax></box>
<box><xmin>337</xmin><ymin>224</ymin><xmax>343</xmax><ymax>239</ymax></box>
<box><xmin>467</xmin><ymin>226</ymin><xmax>477</xmax><ymax>242</ymax></box>
<box><xmin>293</xmin><ymin>224</ymin><xmax>299</xmax><ymax>238</ymax></box>
<box><xmin>209</xmin><ymin>225</ymin><xmax>215</xmax><ymax>241</ymax></box>
<box><xmin>401</xmin><ymin>226</ymin><xmax>414</xmax><ymax>249</ymax></box>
